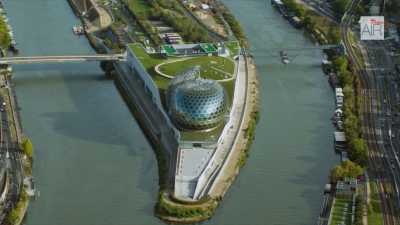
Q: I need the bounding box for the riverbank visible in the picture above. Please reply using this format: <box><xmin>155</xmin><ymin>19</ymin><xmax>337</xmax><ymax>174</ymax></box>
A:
<box><xmin>276</xmin><ymin>0</ymin><xmax>340</xmax><ymax>45</ymax></box>
<box><xmin>0</xmin><ymin>4</ymin><xmax>32</xmax><ymax>225</ymax></box>
<box><xmin>1</xmin><ymin>72</ymin><xmax>32</xmax><ymax>225</ymax></box>
<box><xmin>276</xmin><ymin>0</ymin><xmax>371</xmax><ymax>223</ymax></box>
<box><xmin>67</xmin><ymin>0</ymin><xmax>112</xmax><ymax>33</ymax></box>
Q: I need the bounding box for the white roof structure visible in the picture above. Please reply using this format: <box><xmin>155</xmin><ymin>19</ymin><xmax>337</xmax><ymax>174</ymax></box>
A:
<box><xmin>273</xmin><ymin>0</ymin><xmax>284</xmax><ymax>5</ymax></box>
<box><xmin>334</xmin><ymin>132</ymin><xmax>346</xmax><ymax>142</ymax></box>
<box><xmin>174</xmin><ymin>142</ymin><xmax>216</xmax><ymax>200</ymax></box>
<box><xmin>335</xmin><ymin>108</ymin><xmax>343</xmax><ymax>114</ymax></box>
<box><xmin>201</xmin><ymin>4</ymin><xmax>210</xmax><ymax>10</ymax></box>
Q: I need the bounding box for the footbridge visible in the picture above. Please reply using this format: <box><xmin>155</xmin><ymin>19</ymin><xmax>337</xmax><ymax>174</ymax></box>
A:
<box><xmin>0</xmin><ymin>53</ymin><xmax>126</xmax><ymax>65</ymax></box>
<box><xmin>250</xmin><ymin>44</ymin><xmax>342</xmax><ymax>58</ymax></box>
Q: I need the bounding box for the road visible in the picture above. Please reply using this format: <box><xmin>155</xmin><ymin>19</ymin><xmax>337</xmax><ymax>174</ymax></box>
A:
<box><xmin>341</xmin><ymin>0</ymin><xmax>400</xmax><ymax>224</ymax></box>
<box><xmin>0</xmin><ymin>73</ymin><xmax>24</xmax><ymax>224</ymax></box>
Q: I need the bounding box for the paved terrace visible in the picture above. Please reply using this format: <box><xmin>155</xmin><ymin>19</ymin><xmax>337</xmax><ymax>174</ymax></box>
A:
<box><xmin>0</xmin><ymin>54</ymin><xmax>126</xmax><ymax>64</ymax></box>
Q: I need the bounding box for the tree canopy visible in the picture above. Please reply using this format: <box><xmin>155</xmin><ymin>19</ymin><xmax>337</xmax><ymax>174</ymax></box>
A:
<box><xmin>22</xmin><ymin>138</ymin><xmax>33</xmax><ymax>159</ymax></box>
<box><xmin>330</xmin><ymin>160</ymin><xmax>364</xmax><ymax>183</ymax></box>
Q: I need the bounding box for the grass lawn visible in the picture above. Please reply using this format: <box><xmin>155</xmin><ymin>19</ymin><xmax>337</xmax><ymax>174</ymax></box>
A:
<box><xmin>225</xmin><ymin>41</ymin><xmax>240</xmax><ymax>57</ymax></box>
<box><xmin>368</xmin><ymin>182</ymin><xmax>383</xmax><ymax>225</ymax></box>
<box><xmin>126</xmin><ymin>0</ymin><xmax>151</xmax><ymax>15</ymax></box>
<box><xmin>158</xmin><ymin>56</ymin><xmax>235</xmax><ymax>81</ymax></box>
<box><xmin>128</xmin><ymin>43</ymin><xmax>172</xmax><ymax>89</ymax></box>
<box><xmin>181</xmin><ymin>121</ymin><xmax>225</xmax><ymax>142</ymax></box>
<box><xmin>129</xmin><ymin>43</ymin><xmax>235</xmax><ymax>104</ymax></box>
<box><xmin>330</xmin><ymin>196</ymin><xmax>353</xmax><ymax>225</ymax></box>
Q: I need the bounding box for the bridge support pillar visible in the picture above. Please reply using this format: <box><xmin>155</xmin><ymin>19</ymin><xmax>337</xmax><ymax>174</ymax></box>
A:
<box><xmin>100</xmin><ymin>61</ymin><xmax>116</xmax><ymax>79</ymax></box>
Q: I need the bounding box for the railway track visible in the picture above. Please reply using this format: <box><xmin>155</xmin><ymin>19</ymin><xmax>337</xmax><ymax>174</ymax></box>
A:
<box><xmin>0</xmin><ymin>75</ymin><xmax>24</xmax><ymax>224</ymax></box>
<box><xmin>340</xmin><ymin>0</ymin><xmax>398</xmax><ymax>224</ymax></box>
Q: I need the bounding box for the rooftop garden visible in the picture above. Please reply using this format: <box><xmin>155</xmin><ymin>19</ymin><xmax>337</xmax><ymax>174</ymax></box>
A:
<box><xmin>158</xmin><ymin>56</ymin><xmax>235</xmax><ymax>81</ymax></box>
<box><xmin>128</xmin><ymin>42</ymin><xmax>236</xmax><ymax>88</ymax></box>
<box><xmin>128</xmin><ymin>43</ymin><xmax>236</xmax><ymax>141</ymax></box>
<box><xmin>225</xmin><ymin>41</ymin><xmax>240</xmax><ymax>58</ymax></box>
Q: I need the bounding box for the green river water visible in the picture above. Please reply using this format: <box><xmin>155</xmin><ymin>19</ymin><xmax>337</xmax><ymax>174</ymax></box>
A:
<box><xmin>4</xmin><ymin>0</ymin><xmax>338</xmax><ymax>224</ymax></box>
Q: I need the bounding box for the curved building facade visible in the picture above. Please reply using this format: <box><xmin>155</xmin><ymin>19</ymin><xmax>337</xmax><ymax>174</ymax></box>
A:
<box><xmin>167</xmin><ymin>67</ymin><xmax>227</xmax><ymax>130</ymax></box>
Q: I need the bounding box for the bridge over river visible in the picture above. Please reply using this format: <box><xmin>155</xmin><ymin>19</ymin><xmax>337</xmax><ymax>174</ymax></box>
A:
<box><xmin>0</xmin><ymin>53</ymin><xmax>126</xmax><ymax>65</ymax></box>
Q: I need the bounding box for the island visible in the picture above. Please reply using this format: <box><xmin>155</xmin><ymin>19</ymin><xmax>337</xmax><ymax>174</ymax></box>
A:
<box><xmin>67</xmin><ymin>0</ymin><xmax>260</xmax><ymax>222</ymax></box>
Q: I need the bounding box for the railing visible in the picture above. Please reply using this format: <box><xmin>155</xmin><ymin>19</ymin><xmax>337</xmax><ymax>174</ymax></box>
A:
<box><xmin>0</xmin><ymin>54</ymin><xmax>126</xmax><ymax>64</ymax></box>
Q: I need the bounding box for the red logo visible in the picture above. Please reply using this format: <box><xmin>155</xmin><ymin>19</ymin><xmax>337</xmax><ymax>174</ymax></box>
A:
<box><xmin>369</xmin><ymin>18</ymin><xmax>384</xmax><ymax>25</ymax></box>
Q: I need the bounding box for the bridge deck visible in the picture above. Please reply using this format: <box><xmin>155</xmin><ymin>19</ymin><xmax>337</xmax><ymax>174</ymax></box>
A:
<box><xmin>0</xmin><ymin>54</ymin><xmax>126</xmax><ymax>64</ymax></box>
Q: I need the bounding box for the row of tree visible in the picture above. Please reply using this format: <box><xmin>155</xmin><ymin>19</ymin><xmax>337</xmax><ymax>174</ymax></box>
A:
<box><xmin>0</xmin><ymin>15</ymin><xmax>10</xmax><ymax>51</ymax></box>
<box><xmin>126</xmin><ymin>0</ymin><xmax>211</xmax><ymax>45</ymax></box>
<box><xmin>281</xmin><ymin>0</ymin><xmax>366</xmax><ymax>182</ymax></box>
<box><xmin>333</xmin><ymin>56</ymin><xmax>368</xmax><ymax>168</ymax></box>
<box><xmin>148</xmin><ymin>3</ymin><xmax>210</xmax><ymax>43</ymax></box>
<box><xmin>331</xmin><ymin>0</ymin><xmax>368</xmax><ymax>18</ymax></box>
<box><xmin>330</xmin><ymin>160</ymin><xmax>363</xmax><ymax>183</ymax></box>
<box><xmin>220</xmin><ymin>8</ymin><xmax>248</xmax><ymax>48</ymax></box>
<box><xmin>282</xmin><ymin>0</ymin><xmax>341</xmax><ymax>45</ymax></box>
<box><xmin>125</xmin><ymin>1</ymin><xmax>162</xmax><ymax>46</ymax></box>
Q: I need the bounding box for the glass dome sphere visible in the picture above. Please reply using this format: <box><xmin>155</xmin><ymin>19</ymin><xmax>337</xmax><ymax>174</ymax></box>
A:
<box><xmin>167</xmin><ymin>67</ymin><xmax>227</xmax><ymax>130</ymax></box>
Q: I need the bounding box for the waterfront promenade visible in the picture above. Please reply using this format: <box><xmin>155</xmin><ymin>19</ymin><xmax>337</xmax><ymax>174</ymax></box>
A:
<box><xmin>192</xmin><ymin>54</ymin><xmax>254</xmax><ymax>199</ymax></box>
<box><xmin>210</xmin><ymin>55</ymin><xmax>259</xmax><ymax>197</ymax></box>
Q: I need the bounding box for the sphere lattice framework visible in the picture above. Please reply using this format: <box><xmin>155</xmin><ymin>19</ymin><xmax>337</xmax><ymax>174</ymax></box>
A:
<box><xmin>167</xmin><ymin>66</ymin><xmax>227</xmax><ymax>130</ymax></box>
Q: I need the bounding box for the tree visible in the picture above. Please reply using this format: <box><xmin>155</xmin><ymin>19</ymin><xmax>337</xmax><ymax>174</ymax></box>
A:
<box><xmin>0</xmin><ymin>17</ymin><xmax>10</xmax><ymax>49</ymax></box>
<box><xmin>330</xmin><ymin>160</ymin><xmax>364</xmax><ymax>183</ymax></box>
<box><xmin>334</xmin><ymin>56</ymin><xmax>348</xmax><ymax>74</ymax></box>
<box><xmin>22</xmin><ymin>138</ymin><xmax>33</xmax><ymax>159</ymax></box>
<box><xmin>327</xmin><ymin>26</ymin><xmax>341</xmax><ymax>44</ymax></box>
<box><xmin>332</xmin><ymin>0</ymin><xmax>350</xmax><ymax>16</ymax></box>
<box><xmin>349</xmin><ymin>138</ymin><xmax>368</xmax><ymax>166</ymax></box>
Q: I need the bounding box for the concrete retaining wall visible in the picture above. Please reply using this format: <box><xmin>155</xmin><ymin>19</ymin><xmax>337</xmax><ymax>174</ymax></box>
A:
<box><xmin>110</xmin><ymin>48</ymin><xmax>181</xmax><ymax>188</ymax></box>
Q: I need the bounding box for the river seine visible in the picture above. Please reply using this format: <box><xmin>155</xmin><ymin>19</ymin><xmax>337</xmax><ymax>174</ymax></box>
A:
<box><xmin>4</xmin><ymin>0</ymin><xmax>337</xmax><ymax>224</ymax></box>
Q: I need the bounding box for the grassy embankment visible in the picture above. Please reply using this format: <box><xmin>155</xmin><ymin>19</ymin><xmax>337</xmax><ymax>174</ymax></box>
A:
<box><xmin>155</xmin><ymin>193</ymin><xmax>218</xmax><ymax>222</ymax></box>
<box><xmin>217</xmin><ymin>4</ymin><xmax>249</xmax><ymax>48</ymax></box>
<box><xmin>0</xmin><ymin>14</ymin><xmax>11</xmax><ymax>50</ymax></box>
<box><xmin>5</xmin><ymin>191</ymin><xmax>28</xmax><ymax>225</ymax></box>
<box><xmin>0</xmin><ymin>13</ymin><xmax>33</xmax><ymax>225</ymax></box>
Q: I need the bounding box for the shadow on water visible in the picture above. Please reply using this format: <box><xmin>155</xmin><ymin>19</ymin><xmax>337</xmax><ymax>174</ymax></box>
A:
<box><xmin>2</xmin><ymin>0</ymin><xmax>164</xmax><ymax>225</ymax></box>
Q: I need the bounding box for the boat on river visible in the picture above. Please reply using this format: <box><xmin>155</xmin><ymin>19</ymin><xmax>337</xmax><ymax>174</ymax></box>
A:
<box><xmin>72</xmin><ymin>25</ymin><xmax>84</xmax><ymax>35</ymax></box>
<box><xmin>280</xmin><ymin>51</ymin><xmax>290</xmax><ymax>64</ymax></box>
